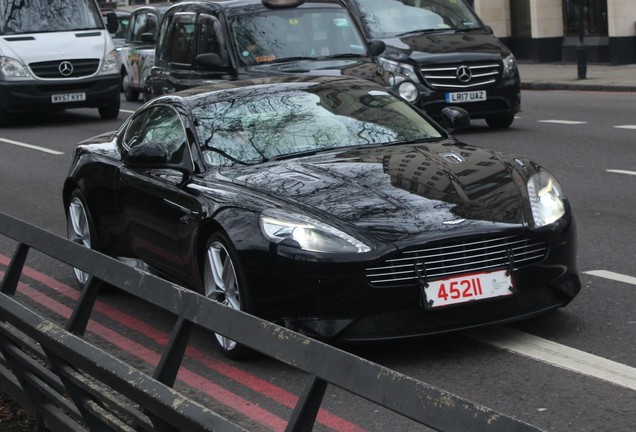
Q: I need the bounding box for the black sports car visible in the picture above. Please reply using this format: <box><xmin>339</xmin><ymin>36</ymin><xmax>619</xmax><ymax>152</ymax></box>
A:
<box><xmin>63</xmin><ymin>75</ymin><xmax>581</xmax><ymax>358</ymax></box>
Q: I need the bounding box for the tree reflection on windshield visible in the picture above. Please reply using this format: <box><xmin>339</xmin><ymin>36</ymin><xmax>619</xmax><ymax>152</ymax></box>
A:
<box><xmin>193</xmin><ymin>82</ymin><xmax>442</xmax><ymax>167</ymax></box>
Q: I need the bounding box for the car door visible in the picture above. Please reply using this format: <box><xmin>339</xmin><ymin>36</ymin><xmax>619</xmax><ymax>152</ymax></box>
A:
<box><xmin>116</xmin><ymin>105</ymin><xmax>197</xmax><ymax>280</ymax></box>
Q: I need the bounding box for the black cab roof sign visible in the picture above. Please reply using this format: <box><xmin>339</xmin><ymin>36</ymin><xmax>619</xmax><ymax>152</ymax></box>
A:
<box><xmin>262</xmin><ymin>0</ymin><xmax>305</xmax><ymax>8</ymax></box>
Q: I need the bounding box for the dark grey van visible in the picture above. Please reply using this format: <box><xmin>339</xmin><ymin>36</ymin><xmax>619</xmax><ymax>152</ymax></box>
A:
<box><xmin>148</xmin><ymin>0</ymin><xmax>401</xmax><ymax>99</ymax></box>
<box><xmin>342</xmin><ymin>0</ymin><xmax>521</xmax><ymax>128</ymax></box>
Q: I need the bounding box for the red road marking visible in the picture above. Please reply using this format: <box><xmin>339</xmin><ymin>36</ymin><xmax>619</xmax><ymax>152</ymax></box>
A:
<box><xmin>0</xmin><ymin>255</ymin><xmax>367</xmax><ymax>432</ymax></box>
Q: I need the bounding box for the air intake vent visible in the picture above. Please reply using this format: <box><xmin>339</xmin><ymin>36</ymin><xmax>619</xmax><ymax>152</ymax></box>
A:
<box><xmin>420</xmin><ymin>62</ymin><xmax>501</xmax><ymax>90</ymax></box>
<box><xmin>29</xmin><ymin>59</ymin><xmax>100</xmax><ymax>79</ymax></box>
<box><xmin>366</xmin><ymin>235</ymin><xmax>548</xmax><ymax>287</ymax></box>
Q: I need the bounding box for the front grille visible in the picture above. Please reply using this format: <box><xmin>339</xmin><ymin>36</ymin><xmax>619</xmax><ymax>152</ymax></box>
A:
<box><xmin>420</xmin><ymin>62</ymin><xmax>501</xmax><ymax>90</ymax></box>
<box><xmin>366</xmin><ymin>235</ymin><xmax>548</xmax><ymax>287</ymax></box>
<box><xmin>29</xmin><ymin>59</ymin><xmax>100</xmax><ymax>79</ymax></box>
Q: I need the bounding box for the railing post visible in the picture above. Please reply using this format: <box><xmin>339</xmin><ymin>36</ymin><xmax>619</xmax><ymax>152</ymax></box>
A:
<box><xmin>0</xmin><ymin>242</ymin><xmax>30</xmax><ymax>296</ymax></box>
<box><xmin>285</xmin><ymin>375</ymin><xmax>328</xmax><ymax>432</ymax></box>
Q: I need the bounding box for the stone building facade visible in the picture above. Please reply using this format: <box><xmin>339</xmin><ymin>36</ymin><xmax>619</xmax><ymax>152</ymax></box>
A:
<box><xmin>472</xmin><ymin>0</ymin><xmax>635</xmax><ymax>64</ymax></box>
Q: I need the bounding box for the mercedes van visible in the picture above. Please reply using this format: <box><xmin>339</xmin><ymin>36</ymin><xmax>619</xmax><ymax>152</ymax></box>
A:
<box><xmin>0</xmin><ymin>0</ymin><xmax>121</xmax><ymax>126</ymax></box>
<box><xmin>343</xmin><ymin>0</ymin><xmax>521</xmax><ymax>128</ymax></box>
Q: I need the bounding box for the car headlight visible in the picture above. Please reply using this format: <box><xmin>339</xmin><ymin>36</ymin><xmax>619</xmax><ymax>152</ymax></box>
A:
<box><xmin>502</xmin><ymin>53</ymin><xmax>518</xmax><ymax>78</ymax></box>
<box><xmin>260</xmin><ymin>209</ymin><xmax>371</xmax><ymax>253</ymax></box>
<box><xmin>527</xmin><ymin>170</ymin><xmax>566</xmax><ymax>227</ymax></box>
<box><xmin>376</xmin><ymin>57</ymin><xmax>420</xmax><ymax>83</ymax></box>
<box><xmin>101</xmin><ymin>49</ymin><xmax>120</xmax><ymax>73</ymax></box>
<box><xmin>397</xmin><ymin>81</ymin><xmax>419</xmax><ymax>103</ymax></box>
<box><xmin>0</xmin><ymin>57</ymin><xmax>30</xmax><ymax>79</ymax></box>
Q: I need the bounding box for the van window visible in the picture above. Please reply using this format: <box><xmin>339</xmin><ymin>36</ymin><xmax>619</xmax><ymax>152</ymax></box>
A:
<box><xmin>0</xmin><ymin>0</ymin><xmax>104</xmax><ymax>35</ymax></box>
<box><xmin>354</xmin><ymin>0</ymin><xmax>482</xmax><ymax>38</ymax></box>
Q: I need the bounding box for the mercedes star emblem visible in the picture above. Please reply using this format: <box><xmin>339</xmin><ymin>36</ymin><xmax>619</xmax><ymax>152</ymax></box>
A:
<box><xmin>58</xmin><ymin>61</ymin><xmax>74</xmax><ymax>77</ymax></box>
<box><xmin>456</xmin><ymin>65</ymin><xmax>472</xmax><ymax>83</ymax></box>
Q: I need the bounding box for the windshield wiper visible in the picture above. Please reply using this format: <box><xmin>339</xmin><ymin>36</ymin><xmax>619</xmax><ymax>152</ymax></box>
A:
<box><xmin>395</xmin><ymin>28</ymin><xmax>449</xmax><ymax>37</ymax></box>
<box><xmin>266</xmin><ymin>56</ymin><xmax>318</xmax><ymax>64</ymax></box>
<box><xmin>319</xmin><ymin>53</ymin><xmax>366</xmax><ymax>60</ymax></box>
<box><xmin>206</xmin><ymin>146</ymin><xmax>254</xmax><ymax>166</ymax></box>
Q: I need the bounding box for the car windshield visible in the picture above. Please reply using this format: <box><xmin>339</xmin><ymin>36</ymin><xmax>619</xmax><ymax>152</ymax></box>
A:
<box><xmin>353</xmin><ymin>0</ymin><xmax>483</xmax><ymax>38</ymax></box>
<box><xmin>229</xmin><ymin>7</ymin><xmax>367</xmax><ymax>66</ymax></box>
<box><xmin>193</xmin><ymin>81</ymin><xmax>443</xmax><ymax>167</ymax></box>
<box><xmin>0</xmin><ymin>0</ymin><xmax>104</xmax><ymax>35</ymax></box>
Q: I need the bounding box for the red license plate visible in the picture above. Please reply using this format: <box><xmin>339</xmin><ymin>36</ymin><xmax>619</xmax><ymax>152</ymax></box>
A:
<box><xmin>424</xmin><ymin>270</ymin><xmax>513</xmax><ymax>308</ymax></box>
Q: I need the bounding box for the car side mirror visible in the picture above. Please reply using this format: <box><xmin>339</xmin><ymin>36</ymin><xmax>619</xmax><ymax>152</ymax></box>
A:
<box><xmin>124</xmin><ymin>142</ymin><xmax>168</xmax><ymax>167</ymax></box>
<box><xmin>196</xmin><ymin>53</ymin><xmax>232</xmax><ymax>72</ymax></box>
<box><xmin>106</xmin><ymin>12</ymin><xmax>118</xmax><ymax>35</ymax></box>
<box><xmin>440</xmin><ymin>107</ymin><xmax>471</xmax><ymax>133</ymax></box>
<box><xmin>368</xmin><ymin>40</ymin><xmax>386</xmax><ymax>56</ymax></box>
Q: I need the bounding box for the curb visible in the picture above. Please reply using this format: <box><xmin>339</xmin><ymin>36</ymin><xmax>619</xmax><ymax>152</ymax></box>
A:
<box><xmin>521</xmin><ymin>82</ymin><xmax>636</xmax><ymax>92</ymax></box>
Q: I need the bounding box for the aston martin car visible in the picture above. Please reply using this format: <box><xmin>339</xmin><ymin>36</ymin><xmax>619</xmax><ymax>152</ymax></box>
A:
<box><xmin>63</xmin><ymin>75</ymin><xmax>581</xmax><ymax>359</ymax></box>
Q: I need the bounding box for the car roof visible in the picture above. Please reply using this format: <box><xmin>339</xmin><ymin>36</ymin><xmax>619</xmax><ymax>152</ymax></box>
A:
<box><xmin>166</xmin><ymin>0</ymin><xmax>346</xmax><ymax>14</ymax></box>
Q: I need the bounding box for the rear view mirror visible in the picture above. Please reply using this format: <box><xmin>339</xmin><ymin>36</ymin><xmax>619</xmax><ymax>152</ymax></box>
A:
<box><xmin>196</xmin><ymin>53</ymin><xmax>233</xmax><ymax>72</ymax></box>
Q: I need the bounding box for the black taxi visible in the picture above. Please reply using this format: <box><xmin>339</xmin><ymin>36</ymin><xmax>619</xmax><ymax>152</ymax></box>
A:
<box><xmin>148</xmin><ymin>0</ymin><xmax>412</xmax><ymax>99</ymax></box>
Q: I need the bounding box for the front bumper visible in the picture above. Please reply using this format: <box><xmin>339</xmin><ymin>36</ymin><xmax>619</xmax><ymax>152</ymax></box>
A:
<box><xmin>245</xmin><ymin>223</ymin><xmax>580</xmax><ymax>342</ymax></box>
<box><xmin>415</xmin><ymin>77</ymin><xmax>521</xmax><ymax>121</ymax></box>
<box><xmin>0</xmin><ymin>74</ymin><xmax>120</xmax><ymax>113</ymax></box>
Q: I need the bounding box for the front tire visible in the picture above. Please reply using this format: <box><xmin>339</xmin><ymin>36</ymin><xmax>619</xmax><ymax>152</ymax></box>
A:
<box><xmin>485</xmin><ymin>114</ymin><xmax>515</xmax><ymax>129</ymax></box>
<box><xmin>66</xmin><ymin>190</ymin><xmax>97</xmax><ymax>288</ymax></box>
<box><xmin>98</xmin><ymin>96</ymin><xmax>120</xmax><ymax>120</ymax></box>
<box><xmin>203</xmin><ymin>233</ymin><xmax>255</xmax><ymax>360</ymax></box>
<box><xmin>122</xmin><ymin>71</ymin><xmax>139</xmax><ymax>102</ymax></box>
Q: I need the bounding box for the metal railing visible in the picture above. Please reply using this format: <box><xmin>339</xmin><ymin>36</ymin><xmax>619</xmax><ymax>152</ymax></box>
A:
<box><xmin>0</xmin><ymin>211</ymin><xmax>543</xmax><ymax>432</ymax></box>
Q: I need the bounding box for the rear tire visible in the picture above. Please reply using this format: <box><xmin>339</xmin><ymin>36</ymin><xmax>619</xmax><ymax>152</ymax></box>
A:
<box><xmin>203</xmin><ymin>233</ymin><xmax>255</xmax><ymax>360</ymax></box>
<box><xmin>122</xmin><ymin>71</ymin><xmax>139</xmax><ymax>102</ymax></box>
<box><xmin>485</xmin><ymin>115</ymin><xmax>515</xmax><ymax>129</ymax></box>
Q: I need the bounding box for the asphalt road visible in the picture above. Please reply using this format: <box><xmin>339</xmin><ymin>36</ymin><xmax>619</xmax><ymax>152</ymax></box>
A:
<box><xmin>1</xmin><ymin>90</ymin><xmax>635</xmax><ymax>431</ymax></box>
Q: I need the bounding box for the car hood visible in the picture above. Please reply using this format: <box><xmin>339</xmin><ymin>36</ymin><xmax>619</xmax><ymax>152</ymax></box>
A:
<box><xmin>0</xmin><ymin>30</ymin><xmax>111</xmax><ymax>64</ymax></box>
<box><xmin>379</xmin><ymin>32</ymin><xmax>511</xmax><ymax>64</ymax></box>
<box><xmin>219</xmin><ymin>141</ymin><xmax>531</xmax><ymax>245</ymax></box>
<box><xmin>244</xmin><ymin>58</ymin><xmax>388</xmax><ymax>83</ymax></box>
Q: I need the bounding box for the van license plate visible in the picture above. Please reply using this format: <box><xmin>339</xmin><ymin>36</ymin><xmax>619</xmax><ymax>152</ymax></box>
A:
<box><xmin>445</xmin><ymin>90</ymin><xmax>486</xmax><ymax>103</ymax></box>
<box><xmin>423</xmin><ymin>269</ymin><xmax>513</xmax><ymax>308</ymax></box>
<box><xmin>52</xmin><ymin>93</ymin><xmax>86</xmax><ymax>103</ymax></box>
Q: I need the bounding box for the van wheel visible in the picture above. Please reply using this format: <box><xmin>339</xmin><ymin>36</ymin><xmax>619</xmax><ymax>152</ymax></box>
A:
<box><xmin>122</xmin><ymin>71</ymin><xmax>139</xmax><ymax>101</ymax></box>
<box><xmin>98</xmin><ymin>97</ymin><xmax>120</xmax><ymax>119</ymax></box>
<box><xmin>0</xmin><ymin>105</ymin><xmax>10</xmax><ymax>127</ymax></box>
<box><xmin>485</xmin><ymin>115</ymin><xmax>514</xmax><ymax>129</ymax></box>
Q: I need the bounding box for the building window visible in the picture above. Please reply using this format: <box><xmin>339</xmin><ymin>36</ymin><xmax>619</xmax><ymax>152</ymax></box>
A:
<box><xmin>563</xmin><ymin>0</ymin><xmax>608</xmax><ymax>36</ymax></box>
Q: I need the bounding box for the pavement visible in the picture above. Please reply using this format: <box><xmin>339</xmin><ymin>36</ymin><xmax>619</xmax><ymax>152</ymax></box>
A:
<box><xmin>518</xmin><ymin>62</ymin><xmax>636</xmax><ymax>92</ymax></box>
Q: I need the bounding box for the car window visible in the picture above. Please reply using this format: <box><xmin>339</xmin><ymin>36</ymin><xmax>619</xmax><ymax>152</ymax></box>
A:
<box><xmin>193</xmin><ymin>86</ymin><xmax>442</xmax><ymax>167</ymax></box>
<box><xmin>230</xmin><ymin>8</ymin><xmax>366</xmax><ymax>65</ymax></box>
<box><xmin>124</xmin><ymin>106</ymin><xmax>188</xmax><ymax>164</ymax></box>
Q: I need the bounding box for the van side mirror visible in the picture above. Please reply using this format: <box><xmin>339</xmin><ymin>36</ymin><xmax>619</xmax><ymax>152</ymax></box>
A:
<box><xmin>106</xmin><ymin>12</ymin><xmax>118</xmax><ymax>35</ymax></box>
<box><xmin>440</xmin><ymin>107</ymin><xmax>470</xmax><ymax>133</ymax></box>
<box><xmin>368</xmin><ymin>40</ymin><xmax>386</xmax><ymax>56</ymax></box>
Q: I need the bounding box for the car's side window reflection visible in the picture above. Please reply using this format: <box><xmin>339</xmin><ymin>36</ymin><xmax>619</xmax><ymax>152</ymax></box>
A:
<box><xmin>124</xmin><ymin>106</ymin><xmax>187</xmax><ymax>164</ymax></box>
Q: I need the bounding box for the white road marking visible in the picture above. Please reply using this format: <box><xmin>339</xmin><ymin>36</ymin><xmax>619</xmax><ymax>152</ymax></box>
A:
<box><xmin>466</xmin><ymin>326</ymin><xmax>636</xmax><ymax>391</ymax></box>
<box><xmin>606</xmin><ymin>169</ymin><xmax>636</xmax><ymax>177</ymax></box>
<box><xmin>614</xmin><ymin>125</ymin><xmax>636</xmax><ymax>130</ymax></box>
<box><xmin>120</xmin><ymin>109</ymin><xmax>136</xmax><ymax>114</ymax></box>
<box><xmin>538</xmin><ymin>120</ymin><xmax>588</xmax><ymax>125</ymax></box>
<box><xmin>0</xmin><ymin>137</ymin><xmax>63</xmax><ymax>155</ymax></box>
<box><xmin>584</xmin><ymin>270</ymin><xmax>636</xmax><ymax>286</ymax></box>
